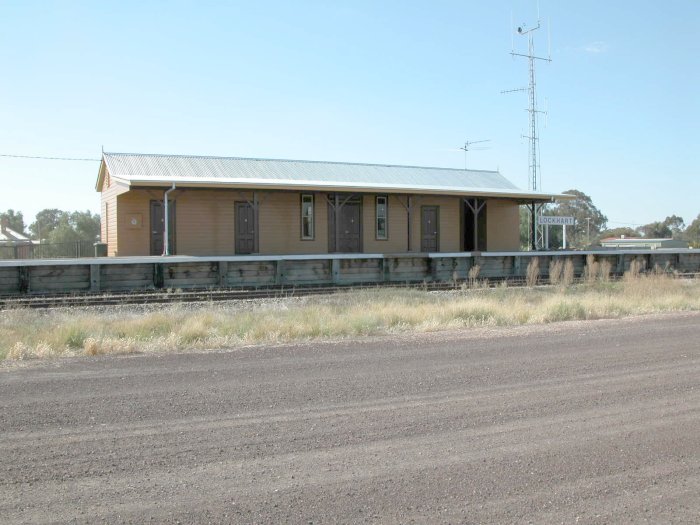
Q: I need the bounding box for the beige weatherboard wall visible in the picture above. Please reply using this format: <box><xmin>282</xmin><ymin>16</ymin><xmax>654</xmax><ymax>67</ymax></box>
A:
<box><xmin>97</xmin><ymin>152</ymin><xmax>569</xmax><ymax>256</ymax></box>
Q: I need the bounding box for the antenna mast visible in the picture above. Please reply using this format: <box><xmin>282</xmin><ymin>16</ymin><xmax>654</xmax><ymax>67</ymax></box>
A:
<box><xmin>502</xmin><ymin>10</ymin><xmax>551</xmax><ymax>248</ymax></box>
<box><xmin>509</xmin><ymin>20</ymin><xmax>550</xmax><ymax>191</ymax></box>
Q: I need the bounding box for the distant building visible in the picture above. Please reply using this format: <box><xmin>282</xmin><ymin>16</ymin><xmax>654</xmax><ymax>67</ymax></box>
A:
<box><xmin>0</xmin><ymin>218</ymin><xmax>33</xmax><ymax>258</ymax></box>
<box><xmin>599</xmin><ymin>236</ymin><xmax>689</xmax><ymax>250</ymax></box>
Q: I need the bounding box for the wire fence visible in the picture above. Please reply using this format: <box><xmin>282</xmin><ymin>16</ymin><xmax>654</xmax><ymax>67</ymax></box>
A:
<box><xmin>0</xmin><ymin>240</ymin><xmax>98</xmax><ymax>260</ymax></box>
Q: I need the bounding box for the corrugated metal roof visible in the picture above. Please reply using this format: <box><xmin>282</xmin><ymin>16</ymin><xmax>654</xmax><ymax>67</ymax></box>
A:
<box><xmin>0</xmin><ymin>226</ymin><xmax>31</xmax><ymax>244</ymax></box>
<box><xmin>100</xmin><ymin>152</ymin><xmax>568</xmax><ymax>200</ymax></box>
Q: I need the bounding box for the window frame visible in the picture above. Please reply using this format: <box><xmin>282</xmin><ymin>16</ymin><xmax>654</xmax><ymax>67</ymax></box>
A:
<box><xmin>300</xmin><ymin>193</ymin><xmax>315</xmax><ymax>240</ymax></box>
<box><xmin>375</xmin><ymin>195</ymin><xmax>388</xmax><ymax>240</ymax></box>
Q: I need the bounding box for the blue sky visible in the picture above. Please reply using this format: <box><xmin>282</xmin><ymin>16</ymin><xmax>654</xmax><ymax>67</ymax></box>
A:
<box><xmin>1</xmin><ymin>0</ymin><xmax>698</xmax><ymax>229</ymax></box>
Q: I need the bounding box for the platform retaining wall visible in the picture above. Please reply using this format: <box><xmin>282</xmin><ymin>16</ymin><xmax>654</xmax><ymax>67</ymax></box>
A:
<box><xmin>0</xmin><ymin>250</ymin><xmax>698</xmax><ymax>296</ymax></box>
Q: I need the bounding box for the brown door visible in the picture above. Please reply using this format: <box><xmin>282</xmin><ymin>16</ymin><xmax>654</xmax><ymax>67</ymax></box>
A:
<box><xmin>421</xmin><ymin>206</ymin><xmax>439</xmax><ymax>252</ymax></box>
<box><xmin>235</xmin><ymin>202</ymin><xmax>255</xmax><ymax>254</ymax></box>
<box><xmin>150</xmin><ymin>200</ymin><xmax>176</xmax><ymax>255</ymax></box>
<box><xmin>329</xmin><ymin>199</ymin><xmax>362</xmax><ymax>252</ymax></box>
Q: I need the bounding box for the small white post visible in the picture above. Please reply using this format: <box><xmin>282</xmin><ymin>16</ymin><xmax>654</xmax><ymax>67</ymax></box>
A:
<box><xmin>562</xmin><ymin>224</ymin><xmax>567</xmax><ymax>250</ymax></box>
<box><xmin>545</xmin><ymin>224</ymin><xmax>549</xmax><ymax>249</ymax></box>
<box><xmin>163</xmin><ymin>183</ymin><xmax>176</xmax><ymax>256</ymax></box>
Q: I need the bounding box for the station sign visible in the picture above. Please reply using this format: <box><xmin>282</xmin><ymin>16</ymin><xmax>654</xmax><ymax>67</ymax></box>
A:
<box><xmin>538</xmin><ymin>216</ymin><xmax>575</xmax><ymax>226</ymax></box>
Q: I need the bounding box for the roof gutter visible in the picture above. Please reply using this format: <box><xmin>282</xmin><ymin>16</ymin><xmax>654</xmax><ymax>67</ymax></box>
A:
<box><xmin>121</xmin><ymin>179</ymin><xmax>574</xmax><ymax>202</ymax></box>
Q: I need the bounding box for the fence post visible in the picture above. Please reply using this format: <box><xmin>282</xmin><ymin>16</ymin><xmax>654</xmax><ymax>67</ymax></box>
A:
<box><xmin>275</xmin><ymin>260</ymin><xmax>284</xmax><ymax>285</ymax></box>
<box><xmin>430</xmin><ymin>257</ymin><xmax>438</xmax><ymax>281</ymax></box>
<box><xmin>331</xmin><ymin>258</ymin><xmax>340</xmax><ymax>284</ymax></box>
<box><xmin>382</xmin><ymin>257</ymin><xmax>390</xmax><ymax>282</ymax></box>
<box><xmin>18</xmin><ymin>266</ymin><xmax>30</xmax><ymax>293</ymax></box>
<box><xmin>218</xmin><ymin>261</ymin><xmax>228</xmax><ymax>287</ymax></box>
<box><xmin>153</xmin><ymin>264</ymin><xmax>164</xmax><ymax>289</ymax></box>
<box><xmin>90</xmin><ymin>264</ymin><xmax>101</xmax><ymax>292</ymax></box>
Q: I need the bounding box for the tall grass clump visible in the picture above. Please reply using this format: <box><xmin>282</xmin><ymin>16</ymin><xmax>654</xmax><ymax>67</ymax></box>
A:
<box><xmin>526</xmin><ymin>258</ymin><xmax>539</xmax><ymax>287</ymax></box>
<box><xmin>549</xmin><ymin>259</ymin><xmax>563</xmax><ymax>286</ymax></box>
<box><xmin>584</xmin><ymin>254</ymin><xmax>599</xmax><ymax>283</ymax></box>
<box><xmin>467</xmin><ymin>264</ymin><xmax>481</xmax><ymax>288</ymax></box>
<box><xmin>625</xmin><ymin>258</ymin><xmax>644</xmax><ymax>280</ymax></box>
<box><xmin>562</xmin><ymin>259</ymin><xmax>575</xmax><ymax>287</ymax></box>
<box><xmin>598</xmin><ymin>259</ymin><xmax>612</xmax><ymax>282</ymax></box>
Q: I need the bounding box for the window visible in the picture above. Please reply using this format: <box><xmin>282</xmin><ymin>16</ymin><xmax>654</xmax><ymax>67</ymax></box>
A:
<box><xmin>301</xmin><ymin>194</ymin><xmax>314</xmax><ymax>239</ymax></box>
<box><xmin>376</xmin><ymin>195</ymin><xmax>388</xmax><ymax>240</ymax></box>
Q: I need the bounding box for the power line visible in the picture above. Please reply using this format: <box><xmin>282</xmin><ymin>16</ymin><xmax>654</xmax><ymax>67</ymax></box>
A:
<box><xmin>607</xmin><ymin>220</ymin><xmax>643</xmax><ymax>227</ymax></box>
<box><xmin>0</xmin><ymin>153</ymin><xmax>100</xmax><ymax>162</ymax></box>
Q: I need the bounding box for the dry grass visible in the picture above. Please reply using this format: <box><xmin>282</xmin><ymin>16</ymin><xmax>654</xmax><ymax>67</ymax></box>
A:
<box><xmin>584</xmin><ymin>254</ymin><xmax>599</xmax><ymax>283</ymax></box>
<box><xmin>549</xmin><ymin>259</ymin><xmax>563</xmax><ymax>286</ymax></box>
<box><xmin>625</xmin><ymin>258</ymin><xmax>645</xmax><ymax>280</ymax></box>
<box><xmin>526</xmin><ymin>258</ymin><xmax>540</xmax><ymax>287</ymax></box>
<box><xmin>467</xmin><ymin>264</ymin><xmax>481</xmax><ymax>288</ymax></box>
<box><xmin>562</xmin><ymin>259</ymin><xmax>575</xmax><ymax>287</ymax></box>
<box><xmin>2</xmin><ymin>274</ymin><xmax>700</xmax><ymax>361</ymax></box>
<box><xmin>599</xmin><ymin>259</ymin><xmax>612</xmax><ymax>282</ymax></box>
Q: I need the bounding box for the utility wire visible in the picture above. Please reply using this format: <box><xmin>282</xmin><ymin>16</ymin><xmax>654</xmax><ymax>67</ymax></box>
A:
<box><xmin>0</xmin><ymin>153</ymin><xmax>100</xmax><ymax>162</ymax></box>
<box><xmin>607</xmin><ymin>220</ymin><xmax>643</xmax><ymax>227</ymax></box>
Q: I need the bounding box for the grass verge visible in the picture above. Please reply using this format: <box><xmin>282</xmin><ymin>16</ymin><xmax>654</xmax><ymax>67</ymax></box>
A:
<box><xmin>2</xmin><ymin>274</ymin><xmax>700</xmax><ymax>361</ymax></box>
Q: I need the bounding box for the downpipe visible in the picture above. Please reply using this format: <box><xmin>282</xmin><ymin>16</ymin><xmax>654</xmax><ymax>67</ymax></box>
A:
<box><xmin>163</xmin><ymin>183</ymin><xmax>176</xmax><ymax>256</ymax></box>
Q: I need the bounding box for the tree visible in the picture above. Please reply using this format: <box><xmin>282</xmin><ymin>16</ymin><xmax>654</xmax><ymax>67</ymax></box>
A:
<box><xmin>29</xmin><ymin>209</ymin><xmax>101</xmax><ymax>242</ymax></box>
<box><xmin>636</xmin><ymin>221</ymin><xmax>671</xmax><ymax>239</ymax></box>
<box><xmin>542</xmin><ymin>189</ymin><xmax>607</xmax><ymax>249</ymax></box>
<box><xmin>636</xmin><ymin>215</ymin><xmax>685</xmax><ymax>239</ymax></box>
<box><xmin>29</xmin><ymin>209</ymin><xmax>65</xmax><ymax>240</ymax></box>
<box><xmin>683</xmin><ymin>214</ymin><xmax>700</xmax><ymax>248</ymax></box>
<box><xmin>0</xmin><ymin>209</ymin><xmax>26</xmax><ymax>234</ymax></box>
<box><xmin>70</xmin><ymin>210</ymin><xmax>101</xmax><ymax>242</ymax></box>
<box><xmin>519</xmin><ymin>206</ymin><xmax>531</xmax><ymax>249</ymax></box>
<box><xmin>664</xmin><ymin>215</ymin><xmax>685</xmax><ymax>236</ymax></box>
<box><xmin>599</xmin><ymin>227</ymin><xmax>638</xmax><ymax>239</ymax></box>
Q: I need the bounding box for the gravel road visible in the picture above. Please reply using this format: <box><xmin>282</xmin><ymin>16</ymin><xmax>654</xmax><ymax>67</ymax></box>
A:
<box><xmin>1</xmin><ymin>313</ymin><xmax>699</xmax><ymax>524</ymax></box>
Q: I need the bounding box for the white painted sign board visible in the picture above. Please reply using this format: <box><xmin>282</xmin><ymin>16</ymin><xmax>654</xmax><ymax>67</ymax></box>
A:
<box><xmin>539</xmin><ymin>216</ymin><xmax>574</xmax><ymax>249</ymax></box>
<box><xmin>538</xmin><ymin>216</ymin><xmax>575</xmax><ymax>226</ymax></box>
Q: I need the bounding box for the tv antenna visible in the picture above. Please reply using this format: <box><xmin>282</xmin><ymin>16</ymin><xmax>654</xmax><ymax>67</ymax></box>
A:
<box><xmin>502</xmin><ymin>6</ymin><xmax>551</xmax><ymax>249</ymax></box>
<box><xmin>458</xmin><ymin>139</ymin><xmax>490</xmax><ymax>169</ymax></box>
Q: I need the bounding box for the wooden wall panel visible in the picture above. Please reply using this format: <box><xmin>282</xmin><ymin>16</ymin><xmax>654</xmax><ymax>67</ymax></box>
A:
<box><xmin>116</xmin><ymin>191</ymin><xmax>152</xmax><ymax>256</ymax></box>
<box><xmin>361</xmin><ymin>195</ymin><xmax>409</xmax><ymax>253</ymax></box>
<box><xmin>486</xmin><ymin>200</ymin><xmax>520</xmax><ymax>252</ymax></box>
<box><xmin>259</xmin><ymin>192</ymin><xmax>329</xmax><ymax>255</ymax></box>
<box><xmin>99</xmin><ymin>171</ymin><xmax>129</xmax><ymax>256</ymax></box>
<box><xmin>175</xmin><ymin>191</ymin><xmax>236</xmax><ymax>256</ymax></box>
<box><xmin>408</xmin><ymin>196</ymin><xmax>461</xmax><ymax>253</ymax></box>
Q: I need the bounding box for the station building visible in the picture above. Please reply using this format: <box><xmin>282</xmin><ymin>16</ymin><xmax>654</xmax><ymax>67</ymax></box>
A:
<box><xmin>96</xmin><ymin>152</ymin><xmax>568</xmax><ymax>257</ymax></box>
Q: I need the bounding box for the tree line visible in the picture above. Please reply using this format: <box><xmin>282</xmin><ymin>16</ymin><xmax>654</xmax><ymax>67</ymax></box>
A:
<box><xmin>0</xmin><ymin>209</ymin><xmax>100</xmax><ymax>245</ymax></box>
<box><xmin>521</xmin><ymin>190</ymin><xmax>700</xmax><ymax>249</ymax></box>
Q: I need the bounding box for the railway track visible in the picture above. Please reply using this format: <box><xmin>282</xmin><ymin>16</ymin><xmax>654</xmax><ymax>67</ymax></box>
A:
<box><xmin>0</xmin><ymin>281</ymin><xmax>473</xmax><ymax>309</ymax></box>
<box><xmin>2</xmin><ymin>272</ymin><xmax>697</xmax><ymax>310</ymax></box>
